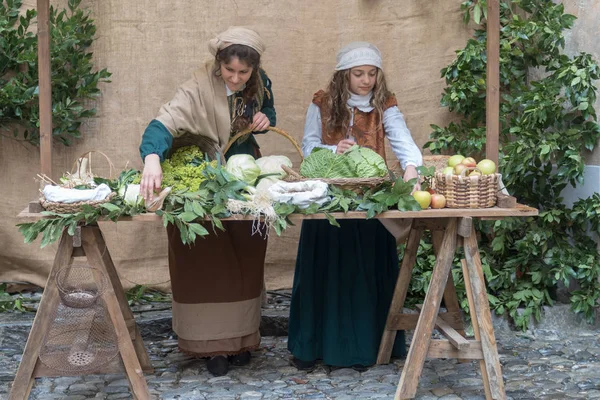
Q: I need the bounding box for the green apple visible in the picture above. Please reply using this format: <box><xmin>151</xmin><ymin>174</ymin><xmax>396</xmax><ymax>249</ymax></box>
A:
<box><xmin>442</xmin><ymin>166</ymin><xmax>454</xmax><ymax>176</ymax></box>
<box><xmin>413</xmin><ymin>190</ymin><xmax>431</xmax><ymax>209</ymax></box>
<box><xmin>447</xmin><ymin>154</ymin><xmax>465</xmax><ymax>168</ymax></box>
<box><xmin>477</xmin><ymin>159</ymin><xmax>496</xmax><ymax>175</ymax></box>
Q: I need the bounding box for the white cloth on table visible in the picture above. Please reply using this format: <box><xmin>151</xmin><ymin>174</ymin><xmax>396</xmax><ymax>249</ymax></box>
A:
<box><xmin>43</xmin><ymin>183</ymin><xmax>112</xmax><ymax>203</ymax></box>
<box><xmin>268</xmin><ymin>180</ymin><xmax>329</xmax><ymax>209</ymax></box>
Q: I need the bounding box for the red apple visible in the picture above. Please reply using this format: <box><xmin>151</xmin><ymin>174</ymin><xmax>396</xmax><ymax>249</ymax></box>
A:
<box><xmin>430</xmin><ymin>194</ymin><xmax>446</xmax><ymax>209</ymax></box>
<box><xmin>413</xmin><ymin>190</ymin><xmax>431</xmax><ymax>209</ymax></box>
<box><xmin>461</xmin><ymin>157</ymin><xmax>477</xmax><ymax>168</ymax></box>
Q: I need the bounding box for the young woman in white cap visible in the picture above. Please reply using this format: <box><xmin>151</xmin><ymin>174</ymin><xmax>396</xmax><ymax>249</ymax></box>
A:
<box><xmin>288</xmin><ymin>41</ymin><xmax>422</xmax><ymax>371</ymax></box>
<box><xmin>139</xmin><ymin>26</ymin><xmax>276</xmax><ymax>377</ymax></box>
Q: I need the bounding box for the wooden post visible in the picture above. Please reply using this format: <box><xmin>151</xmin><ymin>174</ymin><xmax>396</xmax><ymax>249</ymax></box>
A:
<box><xmin>37</xmin><ymin>0</ymin><xmax>52</xmax><ymax>177</ymax></box>
<box><xmin>486</xmin><ymin>0</ymin><xmax>500</xmax><ymax>166</ymax></box>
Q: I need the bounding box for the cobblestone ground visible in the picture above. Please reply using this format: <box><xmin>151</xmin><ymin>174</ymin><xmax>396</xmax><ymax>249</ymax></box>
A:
<box><xmin>0</xmin><ymin>291</ymin><xmax>599</xmax><ymax>399</ymax></box>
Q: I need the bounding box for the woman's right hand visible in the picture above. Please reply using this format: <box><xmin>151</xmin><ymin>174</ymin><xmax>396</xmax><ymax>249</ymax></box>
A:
<box><xmin>141</xmin><ymin>154</ymin><xmax>163</xmax><ymax>203</ymax></box>
<box><xmin>336</xmin><ymin>139</ymin><xmax>355</xmax><ymax>154</ymax></box>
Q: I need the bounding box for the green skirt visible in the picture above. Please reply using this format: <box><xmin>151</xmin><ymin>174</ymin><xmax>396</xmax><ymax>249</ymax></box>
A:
<box><xmin>288</xmin><ymin>219</ymin><xmax>406</xmax><ymax>367</ymax></box>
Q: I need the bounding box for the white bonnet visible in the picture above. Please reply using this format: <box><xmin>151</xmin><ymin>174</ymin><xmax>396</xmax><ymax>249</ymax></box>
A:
<box><xmin>335</xmin><ymin>41</ymin><xmax>383</xmax><ymax>71</ymax></box>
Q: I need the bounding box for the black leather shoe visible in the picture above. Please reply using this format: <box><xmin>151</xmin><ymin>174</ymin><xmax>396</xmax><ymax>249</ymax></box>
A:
<box><xmin>207</xmin><ymin>355</ymin><xmax>229</xmax><ymax>376</ymax></box>
<box><xmin>291</xmin><ymin>357</ymin><xmax>317</xmax><ymax>371</ymax></box>
<box><xmin>229</xmin><ymin>351</ymin><xmax>251</xmax><ymax>366</ymax></box>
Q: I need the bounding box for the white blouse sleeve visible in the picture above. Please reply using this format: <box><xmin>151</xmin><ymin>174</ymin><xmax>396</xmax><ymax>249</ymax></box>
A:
<box><xmin>383</xmin><ymin>106</ymin><xmax>423</xmax><ymax>170</ymax></box>
<box><xmin>302</xmin><ymin>103</ymin><xmax>337</xmax><ymax>157</ymax></box>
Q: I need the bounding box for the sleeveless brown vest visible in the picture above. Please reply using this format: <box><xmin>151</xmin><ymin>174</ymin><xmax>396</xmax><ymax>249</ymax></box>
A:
<box><xmin>312</xmin><ymin>90</ymin><xmax>397</xmax><ymax>159</ymax></box>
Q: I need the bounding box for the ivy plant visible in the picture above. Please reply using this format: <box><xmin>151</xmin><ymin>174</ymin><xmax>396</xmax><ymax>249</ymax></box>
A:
<box><xmin>0</xmin><ymin>0</ymin><xmax>110</xmax><ymax>145</ymax></box>
<box><xmin>423</xmin><ymin>0</ymin><xmax>600</xmax><ymax>329</ymax></box>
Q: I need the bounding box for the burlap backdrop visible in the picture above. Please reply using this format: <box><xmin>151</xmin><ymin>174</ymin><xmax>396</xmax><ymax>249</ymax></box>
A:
<box><xmin>0</xmin><ymin>0</ymin><xmax>472</xmax><ymax>291</ymax></box>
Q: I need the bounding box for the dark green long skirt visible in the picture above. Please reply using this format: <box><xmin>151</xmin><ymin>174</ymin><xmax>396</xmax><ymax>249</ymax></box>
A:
<box><xmin>288</xmin><ymin>219</ymin><xmax>406</xmax><ymax>367</ymax></box>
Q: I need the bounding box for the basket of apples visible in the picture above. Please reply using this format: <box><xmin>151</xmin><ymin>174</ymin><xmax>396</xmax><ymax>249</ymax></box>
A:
<box><xmin>434</xmin><ymin>155</ymin><xmax>499</xmax><ymax>208</ymax></box>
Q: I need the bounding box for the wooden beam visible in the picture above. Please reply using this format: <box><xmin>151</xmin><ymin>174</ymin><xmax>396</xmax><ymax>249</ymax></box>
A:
<box><xmin>486</xmin><ymin>0</ymin><xmax>500</xmax><ymax>166</ymax></box>
<box><xmin>415</xmin><ymin>305</ymin><xmax>469</xmax><ymax>351</ymax></box>
<box><xmin>396</xmin><ymin>218</ymin><xmax>458</xmax><ymax>399</ymax></box>
<box><xmin>9</xmin><ymin>230</ymin><xmax>73</xmax><ymax>399</ymax></box>
<box><xmin>37</xmin><ymin>0</ymin><xmax>52</xmax><ymax>177</ymax></box>
<box><xmin>377</xmin><ymin>225</ymin><xmax>423</xmax><ymax>364</ymax></box>
<box><xmin>462</xmin><ymin>259</ymin><xmax>493</xmax><ymax>399</ymax></box>
<box><xmin>464</xmin><ymin>227</ymin><xmax>506</xmax><ymax>399</ymax></box>
<box><xmin>426</xmin><ymin>340</ymin><xmax>483</xmax><ymax>360</ymax></box>
<box><xmin>388</xmin><ymin>311</ymin><xmax>464</xmax><ymax>331</ymax></box>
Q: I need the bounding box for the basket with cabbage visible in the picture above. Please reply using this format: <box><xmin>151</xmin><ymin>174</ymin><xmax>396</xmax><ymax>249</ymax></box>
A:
<box><xmin>284</xmin><ymin>145</ymin><xmax>392</xmax><ymax>192</ymax></box>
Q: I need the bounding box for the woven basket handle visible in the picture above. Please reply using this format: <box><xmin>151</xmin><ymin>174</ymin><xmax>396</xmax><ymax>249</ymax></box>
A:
<box><xmin>221</xmin><ymin>126</ymin><xmax>304</xmax><ymax>160</ymax></box>
<box><xmin>281</xmin><ymin>165</ymin><xmax>302</xmax><ymax>180</ymax></box>
<box><xmin>71</xmin><ymin>150</ymin><xmax>116</xmax><ymax>179</ymax></box>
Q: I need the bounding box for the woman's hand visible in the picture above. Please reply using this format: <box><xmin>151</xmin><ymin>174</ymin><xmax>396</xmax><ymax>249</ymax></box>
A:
<box><xmin>335</xmin><ymin>139</ymin><xmax>355</xmax><ymax>154</ymax></box>
<box><xmin>141</xmin><ymin>154</ymin><xmax>163</xmax><ymax>203</ymax></box>
<box><xmin>251</xmin><ymin>112</ymin><xmax>270</xmax><ymax>131</ymax></box>
<box><xmin>403</xmin><ymin>165</ymin><xmax>421</xmax><ymax>193</ymax></box>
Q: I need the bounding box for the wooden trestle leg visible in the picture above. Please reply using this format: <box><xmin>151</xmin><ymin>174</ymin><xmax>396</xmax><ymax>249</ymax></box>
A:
<box><xmin>9</xmin><ymin>226</ymin><xmax>152</xmax><ymax>400</ymax></box>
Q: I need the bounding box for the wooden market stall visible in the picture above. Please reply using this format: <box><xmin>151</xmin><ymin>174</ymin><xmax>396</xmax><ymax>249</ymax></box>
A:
<box><xmin>9</xmin><ymin>1</ymin><xmax>532</xmax><ymax>399</ymax></box>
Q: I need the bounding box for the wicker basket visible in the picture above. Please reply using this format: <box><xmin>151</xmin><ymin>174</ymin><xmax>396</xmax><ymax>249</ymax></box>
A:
<box><xmin>435</xmin><ymin>168</ymin><xmax>500</xmax><ymax>208</ymax></box>
<box><xmin>39</xmin><ymin>151</ymin><xmax>117</xmax><ymax>213</ymax></box>
<box><xmin>282</xmin><ymin>165</ymin><xmax>389</xmax><ymax>193</ymax></box>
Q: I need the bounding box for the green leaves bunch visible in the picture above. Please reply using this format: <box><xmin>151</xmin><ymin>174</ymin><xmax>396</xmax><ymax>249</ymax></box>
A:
<box><xmin>0</xmin><ymin>0</ymin><xmax>110</xmax><ymax>145</ymax></box>
<box><xmin>423</xmin><ymin>0</ymin><xmax>600</xmax><ymax>329</ymax></box>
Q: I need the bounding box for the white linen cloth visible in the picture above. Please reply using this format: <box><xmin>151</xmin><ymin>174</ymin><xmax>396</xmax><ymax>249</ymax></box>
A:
<box><xmin>268</xmin><ymin>180</ymin><xmax>329</xmax><ymax>209</ymax></box>
<box><xmin>43</xmin><ymin>183</ymin><xmax>112</xmax><ymax>203</ymax></box>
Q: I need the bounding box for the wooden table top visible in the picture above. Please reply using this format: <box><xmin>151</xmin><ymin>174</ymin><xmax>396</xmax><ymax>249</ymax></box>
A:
<box><xmin>17</xmin><ymin>204</ymin><xmax>538</xmax><ymax>222</ymax></box>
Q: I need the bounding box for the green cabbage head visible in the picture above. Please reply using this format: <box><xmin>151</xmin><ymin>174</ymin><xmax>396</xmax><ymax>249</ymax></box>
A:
<box><xmin>226</xmin><ymin>154</ymin><xmax>261</xmax><ymax>185</ymax></box>
<box><xmin>344</xmin><ymin>145</ymin><xmax>388</xmax><ymax>177</ymax></box>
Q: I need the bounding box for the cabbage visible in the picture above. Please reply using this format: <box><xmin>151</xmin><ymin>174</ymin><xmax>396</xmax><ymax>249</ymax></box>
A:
<box><xmin>299</xmin><ymin>148</ymin><xmax>356</xmax><ymax>178</ymax></box>
<box><xmin>120</xmin><ymin>184</ymin><xmax>144</xmax><ymax>206</ymax></box>
<box><xmin>225</xmin><ymin>154</ymin><xmax>261</xmax><ymax>185</ymax></box>
<box><xmin>255</xmin><ymin>155</ymin><xmax>293</xmax><ymax>178</ymax></box>
<box><xmin>299</xmin><ymin>146</ymin><xmax>387</xmax><ymax>178</ymax></box>
<box><xmin>344</xmin><ymin>145</ymin><xmax>388</xmax><ymax>178</ymax></box>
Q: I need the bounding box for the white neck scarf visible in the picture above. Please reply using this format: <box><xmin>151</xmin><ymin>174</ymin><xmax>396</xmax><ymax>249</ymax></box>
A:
<box><xmin>347</xmin><ymin>92</ymin><xmax>374</xmax><ymax>112</ymax></box>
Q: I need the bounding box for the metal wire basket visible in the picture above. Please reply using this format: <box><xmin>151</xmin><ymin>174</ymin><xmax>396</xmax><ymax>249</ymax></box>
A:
<box><xmin>56</xmin><ymin>264</ymin><xmax>108</xmax><ymax>309</ymax></box>
<box><xmin>39</xmin><ymin>301</ymin><xmax>119</xmax><ymax>372</ymax></box>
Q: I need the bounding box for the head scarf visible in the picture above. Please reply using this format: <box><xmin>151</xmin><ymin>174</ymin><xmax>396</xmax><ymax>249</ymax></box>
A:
<box><xmin>335</xmin><ymin>41</ymin><xmax>383</xmax><ymax>71</ymax></box>
<box><xmin>208</xmin><ymin>26</ymin><xmax>266</xmax><ymax>56</ymax></box>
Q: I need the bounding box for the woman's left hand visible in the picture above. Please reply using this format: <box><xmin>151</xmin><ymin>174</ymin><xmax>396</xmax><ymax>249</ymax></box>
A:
<box><xmin>403</xmin><ymin>165</ymin><xmax>421</xmax><ymax>193</ymax></box>
<box><xmin>251</xmin><ymin>112</ymin><xmax>270</xmax><ymax>131</ymax></box>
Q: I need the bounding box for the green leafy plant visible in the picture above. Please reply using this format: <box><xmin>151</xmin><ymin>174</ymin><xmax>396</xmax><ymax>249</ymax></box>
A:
<box><xmin>17</xmin><ymin>169</ymin><xmax>145</xmax><ymax>246</ymax></box>
<box><xmin>126</xmin><ymin>285</ymin><xmax>171</xmax><ymax>306</ymax></box>
<box><xmin>0</xmin><ymin>283</ymin><xmax>31</xmax><ymax>312</ymax></box>
<box><xmin>0</xmin><ymin>0</ymin><xmax>110</xmax><ymax>145</ymax></box>
<box><xmin>422</xmin><ymin>0</ymin><xmax>600</xmax><ymax>329</ymax></box>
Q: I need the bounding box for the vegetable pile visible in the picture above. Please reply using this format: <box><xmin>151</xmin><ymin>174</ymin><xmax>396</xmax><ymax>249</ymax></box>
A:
<box><xmin>19</xmin><ymin>145</ymin><xmax>420</xmax><ymax>248</ymax></box>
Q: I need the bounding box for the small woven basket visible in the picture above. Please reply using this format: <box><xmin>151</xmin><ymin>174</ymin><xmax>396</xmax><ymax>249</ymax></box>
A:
<box><xmin>282</xmin><ymin>165</ymin><xmax>389</xmax><ymax>193</ymax></box>
<box><xmin>435</xmin><ymin>168</ymin><xmax>500</xmax><ymax>208</ymax></box>
<box><xmin>39</xmin><ymin>151</ymin><xmax>117</xmax><ymax>213</ymax></box>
